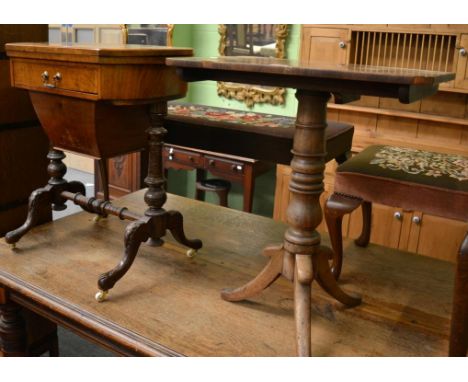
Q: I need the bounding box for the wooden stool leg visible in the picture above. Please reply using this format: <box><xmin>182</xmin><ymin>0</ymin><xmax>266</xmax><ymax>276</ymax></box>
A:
<box><xmin>355</xmin><ymin>201</ymin><xmax>372</xmax><ymax>247</ymax></box>
<box><xmin>195</xmin><ymin>169</ymin><xmax>206</xmax><ymax>201</ymax></box>
<box><xmin>449</xmin><ymin>232</ymin><xmax>468</xmax><ymax>356</ymax></box>
<box><xmin>217</xmin><ymin>189</ymin><xmax>229</xmax><ymax>207</ymax></box>
<box><xmin>325</xmin><ymin>193</ymin><xmax>362</xmax><ymax>279</ymax></box>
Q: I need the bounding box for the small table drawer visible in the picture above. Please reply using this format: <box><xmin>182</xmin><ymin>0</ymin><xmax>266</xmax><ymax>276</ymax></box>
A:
<box><xmin>204</xmin><ymin>155</ymin><xmax>245</xmax><ymax>176</ymax></box>
<box><xmin>164</xmin><ymin>146</ymin><xmax>203</xmax><ymax>167</ymax></box>
<box><xmin>11</xmin><ymin>59</ymin><xmax>98</xmax><ymax>95</ymax></box>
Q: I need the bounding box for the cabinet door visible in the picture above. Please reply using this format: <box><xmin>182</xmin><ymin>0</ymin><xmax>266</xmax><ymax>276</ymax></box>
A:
<box><xmin>407</xmin><ymin>212</ymin><xmax>468</xmax><ymax>263</ymax></box>
<box><xmin>364</xmin><ymin>204</ymin><xmax>404</xmax><ymax>249</ymax></box>
<box><xmin>301</xmin><ymin>27</ymin><xmax>349</xmax><ymax>64</ymax></box>
<box><xmin>455</xmin><ymin>34</ymin><xmax>468</xmax><ymax>90</ymax></box>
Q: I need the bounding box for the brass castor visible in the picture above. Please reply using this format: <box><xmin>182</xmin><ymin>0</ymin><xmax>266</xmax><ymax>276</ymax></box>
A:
<box><xmin>93</xmin><ymin>215</ymin><xmax>107</xmax><ymax>222</ymax></box>
<box><xmin>186</xmin><ymin>248</ymin><xmax>197</xmax><ymax>258</ymax></box>
<box><xmin>95</xmin><ymin>290</ymin><xmax>108</xmax><ymax>302</ymax></box>
<box><xmin>9</xmin><ymin>243</ymin><xmax>16</xmax><ymax>250</ymax></box>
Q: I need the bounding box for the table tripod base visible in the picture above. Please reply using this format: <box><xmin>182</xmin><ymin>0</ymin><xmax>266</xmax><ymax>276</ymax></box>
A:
<box><xmin>221</xmin><ymin>244</ymin><xmax>361</xmax><ymax>356</ymax></box>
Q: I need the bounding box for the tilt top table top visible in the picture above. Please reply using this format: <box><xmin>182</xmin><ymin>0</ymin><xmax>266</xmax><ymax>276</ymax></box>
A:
<box><xmin>166</xmin><ymin>55</ymin><xmax>455</xmax><ymax>356</ymax></box>
<box><xmin>166</xmin><ymin>56</ymin><xmax>454</xmax><ymax>103</ymax></box>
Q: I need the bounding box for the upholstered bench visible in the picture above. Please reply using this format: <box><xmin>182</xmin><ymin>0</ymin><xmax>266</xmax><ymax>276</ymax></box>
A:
<box><xmin>165</xmin><ymin>102</ymin><xmax>355</xmax><ymax>165</ymax></box>
<box><xmin>324</xmin><ymin>144</ymin><xmax>468</xmax><ymax>356</ymax></box>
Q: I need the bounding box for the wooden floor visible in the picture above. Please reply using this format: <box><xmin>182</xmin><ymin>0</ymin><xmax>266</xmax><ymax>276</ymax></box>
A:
<box><xmin>0</xmin><ymin>190</ymin><xmax>455</xmax><ymax>356</ymax></box>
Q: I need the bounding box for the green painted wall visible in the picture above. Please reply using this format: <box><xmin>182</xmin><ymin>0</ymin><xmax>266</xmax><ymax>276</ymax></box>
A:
<box><xmin>168</xmin><ymin>25</ymin><xmax>301</xmax><ymax>217</ymax></box>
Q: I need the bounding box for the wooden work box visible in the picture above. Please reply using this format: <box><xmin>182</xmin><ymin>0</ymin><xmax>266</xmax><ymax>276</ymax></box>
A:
<box><xmin>6</xmin><ymin>43</ymin><xmax>191</xmax><ymax>159</ymax></box>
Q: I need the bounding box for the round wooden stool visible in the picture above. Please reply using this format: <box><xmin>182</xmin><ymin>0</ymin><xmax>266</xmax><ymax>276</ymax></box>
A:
<box><xmin>195</xmin><ymin>179</ymin><xmax>231</xmax><ymax>207</ymax></box>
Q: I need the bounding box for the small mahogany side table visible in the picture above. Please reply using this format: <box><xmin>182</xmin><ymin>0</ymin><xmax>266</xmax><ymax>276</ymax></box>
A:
<box><xmin>166</xmin><ymin>56</ymin><xmax>454</xmax><ymax>356</ymax></box>
<box><xmin>4</xmin><ymin>43</ymin><xmax>202</xmax><ymax>300</ymax></box>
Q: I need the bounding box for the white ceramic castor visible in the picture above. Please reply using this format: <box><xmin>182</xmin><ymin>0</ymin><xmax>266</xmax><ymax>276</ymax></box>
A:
<box><xmin>95</xmin><ymin>290</ymin><xmax>108</xmax><ymax>302</ymax></box>
<box><xmin>186</xmin><ymin>248</ymin><xmax>197</xmax><ymax>258</ymax></box>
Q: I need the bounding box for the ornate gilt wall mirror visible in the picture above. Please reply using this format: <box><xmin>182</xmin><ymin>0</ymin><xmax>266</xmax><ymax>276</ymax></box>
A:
<box><xmin>123</xmin><ymin>24</ymin><xmax>174</xmax><ymax>46</ymax></box>
<box><xmin>218</xmin><ymin>24</ymin><xmax>289</xmax><ymax>107</ymax></box>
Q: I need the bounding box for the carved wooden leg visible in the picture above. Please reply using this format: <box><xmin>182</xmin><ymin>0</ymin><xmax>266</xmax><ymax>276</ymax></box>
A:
<box><xmin>221</xmin><ymin>245</ymin><xmax>284</xmax><ymax>301</ymax></box>
<box><xmin>0</xmin><ymin>290</ymin><xmax>27</xmax><ymax>357</ymax></box>
<box><xmin>166</xmin><ymin>210</ymin><xmax>203</xmax><ymax>250</ymax></box>
<box><xmin>97</xmin><ymin>218</ymin><xmax>151</xmax><ymax>296</ymax></box>
<box><xmin>294</xmin><ymin>254</ymin><xmax>313</xmax><ymax>356</ymax></box>
<box><xmin>355</xmin><ymin>201</ymin><xmax>372</xmax><ymax>247</ymax></box>
<box><xmin>5</xmin><ymin>148</ymin><xmax>87</xmax><ymax>246</ymax></box>
<box><xmin>4</xmin><ymin>187</ymin><xmax>52</xmax><ymax>245</ymax></box>
<box><xmin>315</xmin><ymin>246</ymin><xmax>361</xmax><ymax>307</ymax></box>
<box><xmin>324</xmin><ymin>193</ymin><xmax>362</xmax><ymax>279</ymax></box>
<box><xmin>449</xmin><ymin>232</ymin><xmax>468</xmax><ymax>356</ymax></box>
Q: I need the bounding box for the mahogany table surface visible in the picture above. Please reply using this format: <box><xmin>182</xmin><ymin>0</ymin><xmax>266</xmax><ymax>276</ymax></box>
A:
<box><xmin>0</xmin><ymin>190</ymin><xmax>454</xmax><ymax>356</ymax></box>
<box><xmin>166</xmin><ymin>56</ymin><xmax>455</xmax><ymax>103</ymax></box>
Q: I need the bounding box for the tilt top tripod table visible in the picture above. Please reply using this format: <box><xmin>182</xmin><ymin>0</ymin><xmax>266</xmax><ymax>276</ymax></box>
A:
<box><xmin>4</xmin><ymin>43</ymin><xmax>202</xmax><ymax>301</ymax></box>
<box><xmin>166</xmin><ymin>55</ymin><xmax>455</xmax><ymax>356</ymax></box>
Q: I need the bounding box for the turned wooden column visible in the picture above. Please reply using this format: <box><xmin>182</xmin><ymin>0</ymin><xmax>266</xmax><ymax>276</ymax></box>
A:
<box><xmin>284</xmin><ymin>90</ymin><xmax>330</xmax><ymax>356</ymax></box>
<box><xmin>144</xmin><ymin>102</ymin><xmax>168</xmax><ymax>245</ymax></box>
<box><xmin>0</xmin><ymin>288</ymin><xmax>27</xmax><ymax>356</ymax></box>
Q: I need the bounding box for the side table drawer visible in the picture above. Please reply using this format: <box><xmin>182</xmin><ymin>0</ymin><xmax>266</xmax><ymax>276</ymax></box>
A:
<box><xmin>11</xmin><ymin>59</ymin><xmax>98</xmax><ymax>95</ymax></box>
<box><xmin>204</xmin><ymin>155</ymin><xmax>245</xmax><ymax>177</ymax></box>
<box><xmin>163</xmin><ymin>146</ymin><xmax>203</xmax><ymax>167</ymax></box>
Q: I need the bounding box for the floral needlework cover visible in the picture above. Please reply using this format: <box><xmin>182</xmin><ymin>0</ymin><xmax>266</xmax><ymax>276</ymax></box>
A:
<box><xmin>168</xmin><ymin>102</ymin><xmax>294</xmax><ymax>129</ymax></box>
<box><xmin>337</xmin><ymin>145</ymin><xmax>468</xmax><ymax>192</ymax></box>
<box><xmin>370</xmin><ymin>146</ymin><xmax>468</xmax><ymax>182</ymax></box>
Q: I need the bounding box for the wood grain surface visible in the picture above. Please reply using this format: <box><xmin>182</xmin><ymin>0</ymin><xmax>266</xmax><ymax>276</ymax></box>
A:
<box><xmin>0</xmin><ymin>191</ymin><xmax>455</xmax><ymax>356</ymax></box>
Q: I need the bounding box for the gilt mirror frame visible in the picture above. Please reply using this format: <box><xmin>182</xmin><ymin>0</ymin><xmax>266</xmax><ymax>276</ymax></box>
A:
<box><xmin>217</xmin><ymin>24</ymin><xmax>289</xmax><ymax>108</ymax></box>
<box><xmin>122</xmin><ymin>24</ymin><xmax>174</xmax><ymax>46</ymax></box>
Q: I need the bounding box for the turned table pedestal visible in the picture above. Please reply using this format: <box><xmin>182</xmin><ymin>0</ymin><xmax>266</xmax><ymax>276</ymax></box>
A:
<box><xmin>4</xmin><ymin>43</ymin><xmax>201</xmax><ymax>300</ymax></box>
<box><xmin>166</xmin><ymin>56</ymin><xmax>454</xmax><ymax>356</ymax></box>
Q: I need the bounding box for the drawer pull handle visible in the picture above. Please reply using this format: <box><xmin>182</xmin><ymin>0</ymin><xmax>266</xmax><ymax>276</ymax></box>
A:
<box><xmin>188</xmin><ymin>156</ymin><xmax>194</xmax><ymax>162</ymax></box>
<box><xmin>41</xmin><ymin>71</ymin><xmax>49</xmax><ymax>82</ymax></box>
<box><xmin>168</xmin><ymin>154</ymin><xmax>174</xmax><ymax>161</ymax></box>
<box><xmin>209</xmin><ymin>159</ymin><xmax>215</xmax><ymax>167</ymax></box>
<box><xmin>393</xmin><ymin>211</ymin><xmax>402</xmax><ymax>221</ymax></box>
<box><xmin>42</xmin><ymin>71</ymin><xmax>62</xmax><ymax>89</ymax></box>
<box><xmin>232</xmin><ymin>164</ymin><xmax>243</xmax><ymax>172</ymax></box>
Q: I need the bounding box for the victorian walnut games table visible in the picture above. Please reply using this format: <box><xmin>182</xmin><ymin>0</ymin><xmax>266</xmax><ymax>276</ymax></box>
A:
<box><xmin>3</xmin><ymin>43</ymin><xmax>202</xmax><ymax>301</ymax></box>
<box><xmin>166</xmin><ymin>56</ymin><xmax>455</xmax><ymax>356</ymax></box>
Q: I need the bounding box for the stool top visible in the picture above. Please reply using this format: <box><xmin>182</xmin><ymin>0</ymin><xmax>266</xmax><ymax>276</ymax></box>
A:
<box><xmin>338</xmin><ymin>145</ymin><xmax>468</xmax><ymax>193</ymax></box>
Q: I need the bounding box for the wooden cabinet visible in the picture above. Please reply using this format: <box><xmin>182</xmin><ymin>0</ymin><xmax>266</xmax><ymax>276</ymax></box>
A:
<box><xmin>300</xmin><ymin>27</ymin><xmax>349</xmax><ymax>64</ymax></box>
<box><xmin>0</xmin><ymin>25</ymin><xmax>50</xmax><ymax>237</ymax></box>
<box><xmin>274</xmin><ymin>24</ymin><xmax>468</xmax><ymax>262</ymax></box>
<box><xmin>455</xmin><ymin>34</ymin><xmax>468</xmax><ymax>89</ymax></box>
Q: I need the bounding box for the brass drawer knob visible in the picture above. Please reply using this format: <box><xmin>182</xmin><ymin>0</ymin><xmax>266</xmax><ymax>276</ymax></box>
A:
<box><xmin>41</xmin><ymin>70</ymin><xmax>49</xmax><ymax>82</ymax></box>
<box><xmin>41</xmin><ymin>71</ymin><xmax>62</xmax><ymax>88</ymax></box>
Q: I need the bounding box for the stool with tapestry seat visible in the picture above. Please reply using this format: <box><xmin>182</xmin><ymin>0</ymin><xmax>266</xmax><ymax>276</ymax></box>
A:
<box><xmin>324</xmin><ymin>144</ymin><xmax>468</xmax><ymax>356</ymax></box>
